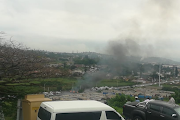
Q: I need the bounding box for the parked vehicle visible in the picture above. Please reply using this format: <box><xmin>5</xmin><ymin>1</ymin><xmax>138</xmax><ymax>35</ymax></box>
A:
<box><xmin>37</xmin><ymin>100</ymin><xmax>125</xmax><ymax>120</ymax></box>
<box><xmin>55</xmin><ymin>91</ymin><xmax>61</xmax><ymax>95</ymax></box>
<box><xmin>43</xmin><ymin>92</ymin><xmax>49</xmax><ymax>96</ymax></box>
<box><xmin>123</xmin><ymin>100</ymin><xmax>180</xmax><ymax>120</ymax></box>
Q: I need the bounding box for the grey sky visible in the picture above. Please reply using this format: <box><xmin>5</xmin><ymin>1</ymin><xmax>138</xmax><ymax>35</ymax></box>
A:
<box><xmin>1</xmin><ymin>0</ymin><xmax>180</xmax><ymax>61</ymax></box>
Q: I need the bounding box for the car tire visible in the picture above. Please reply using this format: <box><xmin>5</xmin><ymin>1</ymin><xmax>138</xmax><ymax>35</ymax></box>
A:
<box><xmin>133</xmin><ymin>116</ymin><xmax>143</xmax><ymax>120</ymax></box>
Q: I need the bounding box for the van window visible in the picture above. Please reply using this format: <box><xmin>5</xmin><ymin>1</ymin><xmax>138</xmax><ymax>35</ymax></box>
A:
<box><xmin>38</xmin><ymin>107</ymin><xmax>51</xmax><ymax>120</ymax></box>
<box><xmin>106</xmin><ymin>111</ymin><xmax>122</xmax><ymax>120</ymax></box>
<box><xmin>55</xmin><ymin>111</ymin><xmax>101</xmax><ymax>120</ymax></box>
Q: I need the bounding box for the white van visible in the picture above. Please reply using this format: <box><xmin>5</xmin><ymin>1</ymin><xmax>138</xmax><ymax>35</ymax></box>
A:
<box><xmin>37</xmin><ymin>100</ymin><xmax>125</xmax><ymax>120</ymax></box>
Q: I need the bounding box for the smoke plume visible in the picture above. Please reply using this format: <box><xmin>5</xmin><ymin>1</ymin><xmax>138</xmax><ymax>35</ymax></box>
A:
<box><xmin>77</xmin><ymin>0</ymin><xmax>180</xmax><ymax>89</ymax></box>
<box><xmin>107</xmin><ymin>0</ymin><xmax>179</xmax><ymax>59</ymax></box>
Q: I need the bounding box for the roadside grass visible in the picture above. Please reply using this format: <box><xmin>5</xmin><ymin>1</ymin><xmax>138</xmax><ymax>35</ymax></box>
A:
<box><xmin>4</xmin><ymin>117</ymin><xmax>14</xmax><ymax>120</ymax></box>
<box><xmin>0</xmin><ymin>85</ymin><xmax>43</xmax><ymax>97</ymax></box>
<box><xmin>0</xmin><ymin>81</ymin><xmax>6</xmax><ymax>83</ymax></box>
<box><xmin>98</xmin><ymin>79</ymin><xmax>135</xmax><ymax>87</ymax></box>
<box><xmin>2</xmin><ymin>78</ymin><xmax>136</xmax><ymax>92</ymax></box>
<box><xmin>6</xmin><ymin>83</ymin><xmax>31</xmax><ymax>86</ymax></box>
<box><xmin>162</xmin><ymin>84</ymin><xmax>180</xmax><ymax>89</ymax></box>
<box><xmin>152</xmin><ymin>83</ymin><xmax>180</xmax><ymax>89</ymax></box>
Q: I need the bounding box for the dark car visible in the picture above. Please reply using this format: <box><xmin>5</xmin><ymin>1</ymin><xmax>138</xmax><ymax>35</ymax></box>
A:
<box><xmin>123</xmin><ymin>100</ymin><xmax>180</xmax><ymax>120</ymax></box>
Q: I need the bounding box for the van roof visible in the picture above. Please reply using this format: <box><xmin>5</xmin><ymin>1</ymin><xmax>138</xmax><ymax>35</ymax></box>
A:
<box><xmin>41</xmin><ymin>100</ymin><xmax>114</xmax><ymax>113</ymax></box>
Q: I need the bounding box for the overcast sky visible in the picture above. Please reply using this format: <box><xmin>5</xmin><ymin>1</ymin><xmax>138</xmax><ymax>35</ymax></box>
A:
<box><xmin>1</xmin><ymin>0</ymin><xmax>180</xmax><ymax>61</ymax></box>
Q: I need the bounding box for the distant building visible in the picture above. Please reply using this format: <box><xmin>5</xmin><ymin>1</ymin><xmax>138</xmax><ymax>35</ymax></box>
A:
<box><xmin>132</xmin><ymin>79</ymin><xmax>146</xmax><ymax>83</ymax></box>
<box><xmin>72</xmin><ymin>69</ymin><xmax>84</xmax><ymax>76</ymax></box>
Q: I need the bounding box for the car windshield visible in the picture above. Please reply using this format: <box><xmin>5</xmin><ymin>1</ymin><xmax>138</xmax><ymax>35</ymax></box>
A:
<box><xmin>174</xmin><ymin>107</ymin><xmax>180</xmax><ymax>115</ymax></box>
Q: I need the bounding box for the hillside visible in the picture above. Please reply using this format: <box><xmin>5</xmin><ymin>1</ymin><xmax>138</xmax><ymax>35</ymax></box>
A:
<box><xmin>141</xmin><ymin>57</ymin><xmax>180</xmax><ymax>65</ymax></box>
<box><xmin>36</xmin><ymin>51</ymin><xmax>180</xmax><ymax>65</ymax></box>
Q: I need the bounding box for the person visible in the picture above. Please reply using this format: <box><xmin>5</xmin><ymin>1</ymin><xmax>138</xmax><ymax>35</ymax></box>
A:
<box><xmin>135</xmin><ymin>96</ymin><xmax>140</xmax><ymax>102</ymax></box>
<box><xmin>144</xmin><ymin>97</ymin><xmax>150</xmax><ymax>102</ymax></box>
<box><xmin>168</xmin><ymin>96</ymin><xmax>175</xmax><ymax>104</ymax></box>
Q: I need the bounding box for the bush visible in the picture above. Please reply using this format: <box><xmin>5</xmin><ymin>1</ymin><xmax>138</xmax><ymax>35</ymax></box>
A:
<box><xmin>107</xmin><ymin>94</ymin><xmax>135</xmax><ymax>108</ymax></box>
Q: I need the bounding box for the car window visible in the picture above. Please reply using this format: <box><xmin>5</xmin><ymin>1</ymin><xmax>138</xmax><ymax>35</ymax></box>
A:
<box><xmin>56</xmin><ymin>111</ymin><xmax>101</xmax><ymax>120</ymax></box>
<box><xmin>38</xmin><ymin>107</ymin><xmax>51</xmax><ymax>120</ymax></box>
<box><xmin>162</xmin><ymin>107</ymin><xmax>175</xmax><ymax>117</ymax></box>
<box><xmin>149</xmin><ymin>104</ymin><xmax>161</xmax><ymax>112</ymax></box>
<box><xmin>106</xmin><ymin>111</ymin><xmax>122</xmax><ymax>120</ymax></box>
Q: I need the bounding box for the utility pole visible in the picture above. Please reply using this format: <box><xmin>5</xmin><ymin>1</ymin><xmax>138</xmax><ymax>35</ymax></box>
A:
<box><xmin>44</xmin><ymin>83</ymin><xmax>45</xmax><ymax>92</ymax></box>
<box><xmin>159</xmin><ymin>64</ymin><xmax>161</xmax><ymax>87</ymax></box>
<box><xmin>44</xmin><ymin>82</ymin><xmax>47</xmax><ymax>92</ymax></box>
<box><xmin>16</xmin><ymin>99</ymin><xmax>21</xmax><ymax>120</ymax></box>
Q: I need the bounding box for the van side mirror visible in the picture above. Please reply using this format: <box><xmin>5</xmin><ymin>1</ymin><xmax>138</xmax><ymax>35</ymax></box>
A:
<box><xmin>172</xmin><ymin>114</ymin><xmax>177</xmax><ymax>118</ymax></box>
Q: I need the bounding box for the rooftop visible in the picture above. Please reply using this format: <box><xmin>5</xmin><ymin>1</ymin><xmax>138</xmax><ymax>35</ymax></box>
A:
<box><xmin>42</xmin><ymin>100</ymin><xmax>114</xmax><ymax>113</ymax></box>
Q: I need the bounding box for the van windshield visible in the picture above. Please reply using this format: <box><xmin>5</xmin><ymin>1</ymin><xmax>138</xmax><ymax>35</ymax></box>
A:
<box><xmin>56</xmin><ymin>112</ymin><xmax>101</xmax><ymax>120</ymax></box>
<box><xmin>38</xmin><ymin>107</ymin><xmax>51</xmax><ymax>120</ymax></box>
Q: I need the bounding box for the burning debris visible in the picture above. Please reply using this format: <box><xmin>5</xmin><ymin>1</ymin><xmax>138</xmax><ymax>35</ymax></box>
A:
<box><xmin>70</xmin><ymin>90</ymin><xmax>78</xmax><ymax>93</ymax></box>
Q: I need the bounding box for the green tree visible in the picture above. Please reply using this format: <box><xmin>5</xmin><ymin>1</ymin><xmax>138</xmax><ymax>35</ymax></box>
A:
<box><xmin>175</xmin><ymin>67</ymin><xmax>178</xmax><ymax>77</ymax></box>
<box><xmin>107</xmin><ymin>94</ymin><xmax>135</xmax><ymax>108</ymax></box>
<box><xmin>107</xmin><ymin>94</ymin><xmax>135</xmax><ymax>115</ymax></box>
<box><xmin>73</xmin><ymin>57</ymin><xmax>97</xmax><ymax>65</ymax></box>
<box><xmin>162</xmin><ymin>87</ymin><xmax>180</xmax><ymax>104</ymax></box>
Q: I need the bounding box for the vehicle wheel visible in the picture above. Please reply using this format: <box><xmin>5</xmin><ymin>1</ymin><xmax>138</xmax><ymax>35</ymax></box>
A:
<box><xmin>133</xmin><ymin>116</ymin><xmax>143</xmax><ymax>120</ymax></box>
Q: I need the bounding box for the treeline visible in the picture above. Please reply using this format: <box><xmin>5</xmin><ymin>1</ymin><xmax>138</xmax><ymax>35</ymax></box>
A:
<box><xmin>0</xmin><ymin>40</ymin><xmax>48</xmax><ymax>82</ymax></box>
<box><xmin>73</xmin><ymin>55</ymin><xmax>99</xmax><ymax>65</ymax></box>
<box><xmin>162</xmin><ymin>87</ymin><xmax>180</xmax><ymax>103</ymax></box>
<box><xmin>107</xmin><ymin>94</ymin><xmax>135</xmax><ymax>114</ymax></box>
<box><xmin>0</xmin><ymin>38</ymin><xmax>70</xmax><ymax>99</ymax></box>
